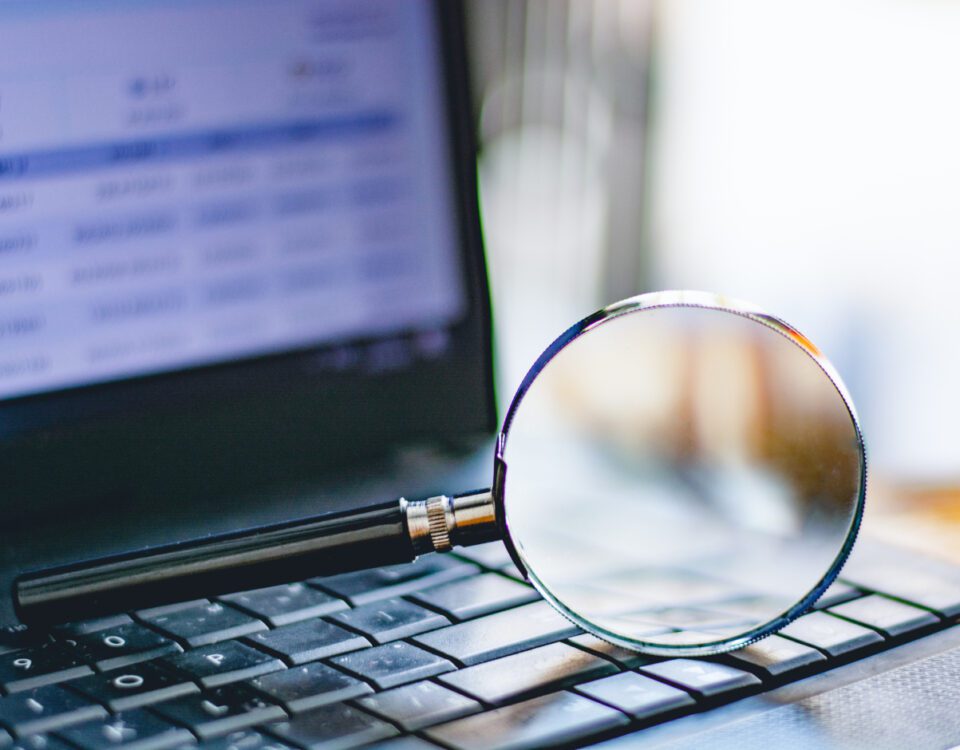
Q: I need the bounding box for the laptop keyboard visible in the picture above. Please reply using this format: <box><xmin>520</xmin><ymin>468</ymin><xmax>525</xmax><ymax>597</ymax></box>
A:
<box><xmin>1</xmin><ymin>544</ymin><xmax>959</xmax><ymax>750</ymax></box>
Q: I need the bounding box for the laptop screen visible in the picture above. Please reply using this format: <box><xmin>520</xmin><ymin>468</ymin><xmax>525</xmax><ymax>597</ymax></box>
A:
<box><xmin>0</xmin><ymin>0</ymin><xmax>466</xmax><ymax>401</ymax></box>
<box><xmin>0</xmin><ymin>0</ymin><xmax>494</xmax><ymax>520</ymax></box>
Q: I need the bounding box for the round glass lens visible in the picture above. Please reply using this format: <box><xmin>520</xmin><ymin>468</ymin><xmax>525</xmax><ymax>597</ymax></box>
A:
<box><xmin>497</xmin><ymin>292</ymin><xmax>865</xmax><ymax>655</ymax></box>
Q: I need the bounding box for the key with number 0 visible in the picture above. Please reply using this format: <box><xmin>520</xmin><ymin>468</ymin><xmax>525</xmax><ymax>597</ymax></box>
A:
<box><xmin>66</xmin><ymin>662</ymin><xmax>198</xmax><ymax>711</ymax></box>
<box><xmin>74</xmin><ymin>623</ymin><xmax>181</xmax><ymax>671</ymax></box>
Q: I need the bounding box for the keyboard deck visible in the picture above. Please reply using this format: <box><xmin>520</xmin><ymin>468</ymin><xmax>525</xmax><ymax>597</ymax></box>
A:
<box><xmin>1</xmin><ymin>543</ymin><xmax>958</xmax><ymax>750</ymax></box>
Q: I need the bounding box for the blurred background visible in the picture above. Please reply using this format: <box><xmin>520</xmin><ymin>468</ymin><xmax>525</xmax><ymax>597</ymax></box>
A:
<box><xmin>464</xmin><ymin>0</ymin><xmax>960</xmax><ymax>508</ymax></box>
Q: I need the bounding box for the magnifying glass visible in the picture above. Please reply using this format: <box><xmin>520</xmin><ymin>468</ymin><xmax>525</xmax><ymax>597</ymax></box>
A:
<box><xmin>15</xmin><ymin>291</ymin><xmax>866</xmax><ymax>656</ymax></box>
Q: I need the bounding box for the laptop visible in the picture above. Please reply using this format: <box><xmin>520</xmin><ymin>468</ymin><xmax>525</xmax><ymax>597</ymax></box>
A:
<box><xmin>1</xmin><ymin>1</ymin><xmax>960</xmax><ymax>749</ymax></box>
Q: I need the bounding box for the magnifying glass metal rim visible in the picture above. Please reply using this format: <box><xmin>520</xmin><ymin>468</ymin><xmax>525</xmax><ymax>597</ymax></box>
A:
<box><xmin>492</xmin><ymin>290</ymin><xmax>868</xmax><ymax>657</ymax></box>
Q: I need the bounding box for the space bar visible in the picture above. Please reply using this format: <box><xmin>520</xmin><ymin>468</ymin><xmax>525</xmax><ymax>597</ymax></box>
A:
<box><xmin>412</xmin><ymin>601</ymin><xmax>581</xmax><ymax>666</ymax></box>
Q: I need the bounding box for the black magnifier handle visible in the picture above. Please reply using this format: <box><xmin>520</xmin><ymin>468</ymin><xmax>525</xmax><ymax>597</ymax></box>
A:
<box><xmin>14</xmin><ymin>490</ymin><xmax>498</xmax><ymax>626</ymax></box>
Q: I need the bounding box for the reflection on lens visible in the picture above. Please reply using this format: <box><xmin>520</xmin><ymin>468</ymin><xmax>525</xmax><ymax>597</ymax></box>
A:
<box><xmin>498</xmin><ymin>292</ymin><xmax>865</xmax><ymax>655</ymax></box>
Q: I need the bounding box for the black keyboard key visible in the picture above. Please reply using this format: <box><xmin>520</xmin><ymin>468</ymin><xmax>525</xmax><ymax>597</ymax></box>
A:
<box><xmin>136</xmin><ymin>601</ymin><xmax>208</xmax><ymax>619</ymax></box>
<box><xmin>829</xmin><ymin>594</ymin><xmax>940</xmax><ymax>638</ymax></box>
<box><xmin>567</xmin><ymin>633</ymin><xmax>658</xmax><ymax>669</ymax></box>
<box><xmin>9</xmin><ymin>736</ymin><xmax>75</xmax><ymax>750</ymax></box>
<box><xmin>53</xmin><ymin>616</ymin><xmax>134</xmax><ymax>638</ymax></box>
<box><xmin>426</xmin><ymin>691</ymin><xmax>629</xmax><ymax>750</ymax></box>
<box><xmin>0</xmin><ymin>685</ymin><xmax>107</xmax><ymax>736</ymax></box>
<box><xmin>499</xmin><ymin>564</ymin><xmax>525</xmax><ymax>582</ymax></box>
<box><xmin>75</xmin><ymin>624</ymin><xmax>181</xmax><ymax>672</ymax></box>
<box><xmin>152</xmin><ymin>684</ymin><xmax>286</xmax><ymax>740</ymax></box>
<box><xmin>139</xmin><ymin>603</ymin><xmax>267</xmax><ymax>648</ymax></box>
<box><xmin>814</xmin><ymin>581</ymin><xmax>863</xmax><ymax>609</ymax></box>
<box><xmin>779</xmin><ymin>611</ymin><xmax>884</xmax><ymax>657</ymax></box>
<box><xmin>221</xmin><ymin>584</ymin><xmax>347</xmax><ymax>628</ymax></box>
<box><xmin>452</xmin><ymin>542</ymin><xmax>513</xmax><ymax>570</ymax></box>
<box><xmin>161</xmin><ymin>641</ymin><xmax>283</xmax><ymax>688</ymax></box>
<box><xmin>67</xmin><ymin>663</ymin><xmax>198</xmax><ymax>712</ymax></box>
<box><xmin>575</xmin><ymin>671</ymin><xmax>695</xmax><ymax>720</ymax></box>
<box><xmin>409</xmin><ymin>574</ymin><xmax>538</xmax><ymax>621</ymax></box>
<box><xmin>438</xmin><ymin>642</ymin><xmax>616</xmax><ymax>705</ymax></box>
<box><xmin>174</xmin><ymin>729</ymin><xmax>296</xmax><ymax>750</ymax></box>
<box><xmin>245</xmin><ymin>621</ymin><xmax>368</xmax><ymax>666</ymax></box>
<box><xmin>640</xmin><ymin>658</ymin><xmax>761</xmax><ymax>698</ymax></box>
<box><xmin>358</xmin><ymin>681</ymin><xmax>481</xmax><ymax>731</ymax></box>
<box><xmin>264</xmin><ymin>703</ymin><xmax>397</xmax><ymax>749</ymax></box>
<box><xmin>249</xmin><ymin>662</ymin><xmax>371</xmax><ymax>713</ymax></box>
<box><xmin>328</xmin><ymin>598</ymin><xmax>448</xmax><ymax>643</ymax></box>
<box><xmin>57</xmin><ymin>710</ymin><xmax>193</xmax><ymax>750</ymax></box>
<box><xmin>311</xmin><ymin>557</ymin><xmax>477</xmax><ymax>606</ymax></box>
<box><xmin>0</xmin><ymin>645</ymin><xmax>93</xmax><ymax>693</ymax></box>
<box><xmin>329</xmin><ymin>642</ymin><xmax>454</xmax><ymax>691</ymax></box>
<box><xmin>724</xmin><ymin>634</ymin><xmax>827</xmax><ymax>678</ymax></box>
<box><xmin>842</xmin><ymin>565</ymin><xmax>960</xmax><ymax>617</ymax></box>
<box><xmin>0</xmin><ymin>627</ymin><xmax>48</xmax><ymax>658</ymax></box>
<box><xmin>411</xmin><ymin>601</ymin><xmax>580</xmax><ymax>666</ymax></box>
